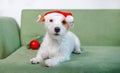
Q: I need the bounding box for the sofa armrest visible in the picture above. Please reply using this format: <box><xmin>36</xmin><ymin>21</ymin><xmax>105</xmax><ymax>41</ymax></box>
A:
<box><xmin>0</xmin><ymin>17</ymin><xmax>21</xmax><ymax>59</ymax></box>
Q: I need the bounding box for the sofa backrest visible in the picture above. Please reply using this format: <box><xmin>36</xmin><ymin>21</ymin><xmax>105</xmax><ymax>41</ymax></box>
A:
<box><xmin>21</xmin><ymin>10</ymin><xmax>120</xmax><ymax>46</ymax></box>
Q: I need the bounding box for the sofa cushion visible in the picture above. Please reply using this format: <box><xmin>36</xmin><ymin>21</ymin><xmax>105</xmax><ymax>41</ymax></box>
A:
<box><xmin>0</xmin><ymin>17</ymin><xmax>21</xmax><ymax>59</ymax></box>
<box><xmin>21</xmin><ymin>10</ymin><xmax>120</xmax><ymax>46</ymax></box>
<box><xmin>0</xmin><ymin>46</ymin><xmax>120</xmax><ymax>73</ymax></box>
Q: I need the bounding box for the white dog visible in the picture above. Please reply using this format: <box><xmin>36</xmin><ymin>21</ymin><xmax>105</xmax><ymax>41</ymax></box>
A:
<box><xmin>30</xmin><ymin>10</ymin><xmax>81</xmax><ymax>67</ymax></box>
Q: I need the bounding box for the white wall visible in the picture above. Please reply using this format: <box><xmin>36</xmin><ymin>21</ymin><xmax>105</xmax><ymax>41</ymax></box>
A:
<box><xmin>0</xmin><ymin>0</ymin><xmax>120</xmax><ymax>26</ymax></box>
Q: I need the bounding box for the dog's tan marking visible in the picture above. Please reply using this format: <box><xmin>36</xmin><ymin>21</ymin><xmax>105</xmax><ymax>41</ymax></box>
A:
<box><xmin>62</xmin><ymin>20</ymin><xmax>70</xmax><ymax>30</ymax></box>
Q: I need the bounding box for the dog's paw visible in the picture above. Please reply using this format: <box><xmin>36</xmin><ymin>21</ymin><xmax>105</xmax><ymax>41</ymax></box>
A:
<box><xmin>30</xmin><ymin>57</ymin><xmax>40</xmax><ymax>64</ymax></box>
<box><xmin>73</xmin><ymin>49</ymin><xmax>81</xmax><ymax>54</ymax></box>
<box><xmin>44</xmin><ymin>59</ymin><xmax>58</xmax><ymax>67</ymax></box>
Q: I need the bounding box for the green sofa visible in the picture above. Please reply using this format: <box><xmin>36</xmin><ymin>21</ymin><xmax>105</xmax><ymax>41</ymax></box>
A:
<box><xmin>0</xmin><ymin>10</ymin><xmax>120</xmax><ymax>73</ymax></box>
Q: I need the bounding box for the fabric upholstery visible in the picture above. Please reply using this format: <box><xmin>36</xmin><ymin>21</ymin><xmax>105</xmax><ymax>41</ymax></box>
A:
<box><xmin>0</xmin><ymin>46</ymin><xmax>120</xmax><ymax>73</ymax></box>
<box><xmin>0</xmin><ymin>17</ymin><xmax>21</xmax><ymax>59</ymax></box>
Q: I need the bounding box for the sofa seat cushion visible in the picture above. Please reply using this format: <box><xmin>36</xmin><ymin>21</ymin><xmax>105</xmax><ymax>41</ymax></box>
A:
<box><xmin>0</xmin><ymin>46</ymin><xmax>120</xmax><ymax>73</ymax></box>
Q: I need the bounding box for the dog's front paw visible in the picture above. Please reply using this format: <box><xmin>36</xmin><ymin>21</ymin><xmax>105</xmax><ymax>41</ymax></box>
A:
<box><xmin>44</xmin><ymin>59</ymin><xmax>58</xmax><ymax>67</ymax></box>
<box><xmin>30</xmin><ymin>57</ymin><xmax>40</xmax><ymax>64</ymax></box>
<box><xmin>73</xmin><ymin>48</ymin><xmax>82</xmax><ymax>54</ymax></box>
<box><xmin>73</xmin><ymin>50</ymin><xmax>81</xmax><ymax>54</ymax></box>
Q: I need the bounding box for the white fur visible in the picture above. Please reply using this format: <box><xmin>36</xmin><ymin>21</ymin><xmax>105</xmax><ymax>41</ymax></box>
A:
<box><xmin>30</xmin><ymin>13</ymin><xmax>81</xmax><ymax>67</ymax></box>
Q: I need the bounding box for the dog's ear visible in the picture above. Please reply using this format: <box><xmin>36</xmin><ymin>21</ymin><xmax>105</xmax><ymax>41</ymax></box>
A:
<box><xmin>37</xmin><ymin>15</ymin><xmax>45</xmax><ymax>22</ymax></box>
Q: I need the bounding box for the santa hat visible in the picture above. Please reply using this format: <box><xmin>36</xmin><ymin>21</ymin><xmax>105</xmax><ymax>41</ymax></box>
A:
<box><xmin>37</xmin><ymin>10</ymin><xmax>74</xmax><ymax>26</ymax></box>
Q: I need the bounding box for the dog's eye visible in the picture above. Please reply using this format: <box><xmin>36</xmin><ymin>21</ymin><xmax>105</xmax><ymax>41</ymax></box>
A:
<box><xmin>62</xmin><ymin>20</ymin><xmax>67</xmax><ymax>25</ymax></box>
<box><xmin>49</xmin><ymin>19</ymin><xmax>53</xmax><ymax>22</ymax></box>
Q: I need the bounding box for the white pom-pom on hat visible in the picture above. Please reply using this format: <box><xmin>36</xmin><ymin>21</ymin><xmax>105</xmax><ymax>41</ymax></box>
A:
<box><xmin>66</xmin><ymin>15</ymin><xmax>74</xmax><ymax>27</ymax></box>
<box><xmin>66</xmin><ymin>15</ymin><xmax>74</xmax><ymax>22</ymax></box>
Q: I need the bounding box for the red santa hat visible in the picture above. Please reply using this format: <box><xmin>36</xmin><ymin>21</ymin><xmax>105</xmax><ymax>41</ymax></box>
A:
<box><xmin>37</xmin><ymin>10</ymin><xmax>74</xmax><ymax>26</ymax></box>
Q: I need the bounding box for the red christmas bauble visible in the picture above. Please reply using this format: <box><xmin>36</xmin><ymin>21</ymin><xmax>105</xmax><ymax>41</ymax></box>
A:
<box><xmin>30</xmin><ymin>40</ymin><xmax>40</xmax><ymax>50</ymax></box>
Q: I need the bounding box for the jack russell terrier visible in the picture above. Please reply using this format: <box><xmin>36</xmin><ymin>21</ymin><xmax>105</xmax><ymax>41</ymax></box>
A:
<box><xmin>30</xmin><ymin>10</ymin><xmax>81</xmax><ymax>67</ymax></box>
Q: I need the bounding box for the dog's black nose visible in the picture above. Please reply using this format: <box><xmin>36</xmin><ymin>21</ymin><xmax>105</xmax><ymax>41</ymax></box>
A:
<box><xmin>55</xmin><ymin>27</ymin><xmax>60</xmax><ymax>33</ymax></box>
